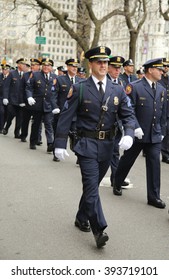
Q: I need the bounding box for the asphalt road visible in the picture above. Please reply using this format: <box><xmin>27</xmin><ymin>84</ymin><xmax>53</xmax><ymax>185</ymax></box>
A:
<box><xmin>0</xmin><ymin>128</ymin><xmax>169</xmax><ymax>260</ymax></box>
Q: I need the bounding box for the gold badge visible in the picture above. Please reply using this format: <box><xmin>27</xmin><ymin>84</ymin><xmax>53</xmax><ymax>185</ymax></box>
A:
<box><xmin>117</xmin><ymin>57</ymin><xmax>121</xmax><ymax>62</ymax></box>
<box><xmin>67</xmin><ymin>87</ymin><xmax>73</xmax><ymax>98</ymax></box>
<box><xmin>114</xmin><ymin>96</ymin><xmax>119</xmax><ymax>105</ymax></box>
<box><xmin>100</xmin><ymin>46</ymin><xmax>105</xmax><ymax>53</ymax></box>
<box><xmin>37</xmin><ymin>80</ymin><xmax>41</xmax><ymax>84</ymax></box>
<box><xmin>125</xmin><ymin>84</ymin><xmax>132</xmax><ymax>94</ymax></box>
<box><xmin>53</xmin><ymin>79</ymin><xmax>56</xmax><ymax>85</ymax></box>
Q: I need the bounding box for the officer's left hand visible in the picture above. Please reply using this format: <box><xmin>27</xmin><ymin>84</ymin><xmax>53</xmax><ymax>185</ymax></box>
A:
<box><xmin>134</xmin><ymin>127</ymin><xmax>144</xmax><ymax>139</ymax></box>
<box><xmin>19</xmin><ymin>103</ymin><xmax>26</xmax><ymax>107</ymax></box>
<box><xmin>119</xmin><ymin>135</ymin><xmax>133</xmax><ymax>150</ymax></box>
<box><xmin>52</xmin><ymin>108</ymin><xmax>60</xmax><ymax>114</ymax></box>
<box><xmin>54</xmin><ymin>148</ymin><xmax>69</xmax><ymax>161</ymax></box>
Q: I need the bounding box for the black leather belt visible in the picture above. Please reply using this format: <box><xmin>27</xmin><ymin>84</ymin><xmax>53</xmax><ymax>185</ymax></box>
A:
<box><xmin>77</xmin><ymin>129</ymin><xmax>115</xmax><ymax>140</ymax></box>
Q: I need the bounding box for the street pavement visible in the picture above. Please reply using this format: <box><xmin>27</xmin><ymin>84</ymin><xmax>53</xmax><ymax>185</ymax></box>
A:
<box><xmin>0</xmin><ymin>128</ymin><xmax>169</xmax><ymax>260</ymax></box>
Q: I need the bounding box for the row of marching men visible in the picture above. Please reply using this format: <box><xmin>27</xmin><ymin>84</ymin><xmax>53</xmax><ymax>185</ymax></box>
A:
<box><xmin>0</xmin><ymin>57</ymin><xmax>86</xmax><ymax>160</ymax></box>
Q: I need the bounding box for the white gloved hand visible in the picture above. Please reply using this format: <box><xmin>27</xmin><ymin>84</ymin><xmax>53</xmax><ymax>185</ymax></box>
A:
<box><xmin>19</xmin><ymin>103</ymin><xmax>26</xmax><ymax>107</ymax></box>
<box><xmin>52</xmin><ymin>108</ymin><xmax>60</xmax><ymax>114</ymax></box>
<box><xmin>54</xmin><ymin>148</ymin><xmax>69</xmax><ymax>161</ymax></box>
<box><xmin>3</xmin><ymin>98</ymin><xmax>9</xmax><ymax>105</ymax></box>
<box><xmin>28</xmin><ymin>97</ymin><xmax>36</xmax><ymax>106</ymax></box>
<box><xmin>161</xmin><ymin>135</ymin><xmax>164</xmax><ymax>141</ymax></box>
<box><xmin>134</xmin><ymin>127</ymin><xmax>144</xmax><ymax>139</ymax></box>
<box><xmin>119</xmin><ymin>135</ymin><xmax>133</xmax><ymax>150</ymax></box>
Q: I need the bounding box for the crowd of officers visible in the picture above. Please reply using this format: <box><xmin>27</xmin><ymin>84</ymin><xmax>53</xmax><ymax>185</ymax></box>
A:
<box><xmin>0</xmin><ymin>47</ymin><xmax>169</xmax><ymax>249</ymax></box>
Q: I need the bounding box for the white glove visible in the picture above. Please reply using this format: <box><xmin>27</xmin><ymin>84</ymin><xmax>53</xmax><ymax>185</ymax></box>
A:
<box><xmin>3</xmin><ymin>99</ymin><xmax>9</xmax><ymax>105</ymax></box>
<box><xmin>19</xmin><ymin>103</ymin><xmax>26</xmax><ymax>107</ymax></box>
<box><xmin>52</xmin><ymin>108</ymin><xmax>60</xmax><ymax>114</ymax></box>
<box><xmin>28</xmin><ymin>97</ymin><xmax>36</xmax><ymax>106</ymax></box>
<box><xmin>161</xmin><ymin>135</ymin><xmax>164</xmax><ymax>141</ymax></box>
<box><xmin>119</xmin><ymin>135</ymin><xmax>133</xmax><ymax>150</ymax></box>
<box><xmin>54</xmin><ymin>148</ymin><xmax>69</xmax><ymax>161</ymax></box>
<box><xmin>134</xmin><ymin>127</ymin><xmax>144</xmax><ymax>139</ymax></box>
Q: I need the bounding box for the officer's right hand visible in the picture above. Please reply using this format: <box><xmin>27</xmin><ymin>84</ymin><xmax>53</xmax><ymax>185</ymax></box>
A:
<box><xmin>27</xmin><ymin>97</ymin><xmax>36</xmax><ymax>106</ymax></box>
<box><xmin>3</xmin><ymin>99</ymin><xmax>9</xmax><ymax>106</ymax></box>
<box><xmin>54</xmin><ymin>148</ymin><xmax>69</xmax><ymax>161</ymax></box>
<box><xmin>119</xmin><ymin>135</ymin><xmax>133</xmax><ymax>150</ymax></box>
<box><xmin>134</xmin><ymin>127</ymin><xmax>144</xmax><ymax>139</ymax></box>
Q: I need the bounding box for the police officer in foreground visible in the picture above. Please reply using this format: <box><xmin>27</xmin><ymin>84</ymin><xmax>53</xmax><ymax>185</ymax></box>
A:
<box><xmin>54</xmin><ymin>46</ymin><xmax>135</xmax><ymax>248</ymax></box>
<box><xmin>158</xmin><ymin>58</ymin><xmax>169</xmax><ymax>163</ymax></box>
<box><xmin>113</xmin><ymin>58</ymin><xmax>167</xmax><ymax>209</ymax></box>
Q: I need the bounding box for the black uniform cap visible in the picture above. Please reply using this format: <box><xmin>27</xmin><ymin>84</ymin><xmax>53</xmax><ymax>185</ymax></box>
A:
<box><xmin>123</xmin><ymin>59</ymin><xmax>134</xmax><ymax>67</ymax></box>
<box><xmin>65</xmin><ymin>58</ymin><xmax>79</xmax><ymax>66</ymax></box>
<box><xmin>85</xmin><ymin>46</ymin><xmax>111</xmax><ymax>61</ymax></box>
<box><xmin>143</xmin><ymin>58</ymin><xmax>163</xmax><ymax>70</ymax></box>
<box><xmin>41</xmin><ymin>58</ymin><xmax>54</xmax><ymax>67</ymax></box>
<box><xmin>109</xmin><ymin>56</ymin><xmax>125</xmax><ymax>67</ymax></box>
<box><xmin>30</xmin><ymin>58</ymin><xmax>41</xmax><ymax>65</ymax></box>
<box><xmin>16</xmin><ymin>58</ymin><xmax>28</xmax><ymax>64</ymax></box>
<box><xmin>163</xmin><ymin>58</ymin><xmax>169</xmax><ymax>67</ymax></box>
<box><xmin>1</xmin><ymin>63</ymin><xmax>11</xmax><ymax>69</ymax></box>
<box><xmin>77</xmin><ymin>67</ymin><xmax>86</xmax><ymax>73</ymax></box>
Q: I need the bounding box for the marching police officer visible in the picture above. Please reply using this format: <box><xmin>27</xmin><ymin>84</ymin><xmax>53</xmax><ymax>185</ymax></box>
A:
<box><xmin>20</xmin><ymin>58</ymin><xmax>41</xmax><ymax>142</ymax></box>
<box><xmin>2</xmin><ymin>58</ymin><xmax>28</xmax><ymax>138</ymax></box>
<box><xmin>158</xmin><ymin>58</ymin><xmax>169</xmax><ymax>163</ymax></box>
<box><xmin>120</xmin><ymin>59</ymin><xmax>137</xmax><ymax>89</ymax></box>
<box><xmin>25</xmin><ymin>58</ymin><xmax>59</xmax><ymax>150</ymax></box>
<box><xmin>53</xmin><ymin>58</ymin><xmax>82</xmax><ymax>161</ymax></box>
<box><xmin>54</xmin><ymin>46</ymin><xmax>135</xmax><ymax>248</ymax></box>
<box><xmin>113</xmin><ymin>58</ymin><xmax>167</xmax><ymax>209</ymax></box>
<box><xmin>0</xmin><ymin>63</ymin><xmax>11</xmax><ymax>133</ymax></box>
<box><xmin>107</xmin><ymin>55</ymin><xmax>130</xmax><ymax>188</ymax></box>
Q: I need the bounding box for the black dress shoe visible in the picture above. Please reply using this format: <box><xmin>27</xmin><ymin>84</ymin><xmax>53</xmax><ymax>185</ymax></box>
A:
<box><xmin>21</xmin><ymin>137</ymin><xmax>27</xmax><ymax>142</ymax></box>
<box><xmin>162</xmin><ymin>157</ymin><xmax>169</xmax><ymax>164</ymax></box>
<box><xmin>75</xmin><ymin>218</ymin><xmax>91</xmax><ymax>232</ymax></box>
<box><xmin>94</xmin><ymin>232</ymin><xmax>109</xmax><ymax>248</ymax></box>
<box><xmin>53</xmin><ymin>156</ymin><xmax>60</xmax><ymax>162</ymax></box>
<box><xmin>15</xmin><ymin>134</ymin><xmax>21</xmax><ymax>139</ymax></box>
<box><xmin>47</xmin><ymin>143</ymin><xmax>53</xmax><ymax>153</ymax></box>
<box><xmin>122</xmin><ymin>181</ymin><xmax>129</xmax><ymax>186</ymax></box>
<box><xmin>148</xmin><ymin>199</ymin><xmax>166</xmax><ymax>209</ymax></box>
<box><xmin>30</xmin><ymin>144</ymin><xmax>36</xmax><ymax>150</ymax></box>
<box><xmin>36</xmin><ymin>141</ymin><xmax>43</xmax><ymax>146</ymax></box>
<box><xmin>2</xmin><ymin>128</ymin><xmax>8</xmax><ymax>135</ymax></box>
<box><xmin>113</xmin><ymin>184</ymin><xmax>122</xmax><ymax>196</ymax></box>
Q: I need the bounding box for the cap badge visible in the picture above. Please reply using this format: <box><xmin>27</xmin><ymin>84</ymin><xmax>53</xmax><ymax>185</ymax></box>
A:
<box><xmin>117</xmin><ymin>57</ymin><xmax>121</xmax><ymax>62</ymax></box>
<box><xmin>100</xmin><ymin>46</ymin><xmax>105</xmax><ymax>53</ymax></box>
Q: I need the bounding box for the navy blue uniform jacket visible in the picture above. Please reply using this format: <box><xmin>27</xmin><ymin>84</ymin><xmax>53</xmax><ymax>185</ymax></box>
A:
<box><xmin>55</xmin><ymin>76</ymin><xmax>135</xmax><ymax>161</ymax></box>
<box><xmin>127</xmin><ymin>77</ymin><xmax>167</xmax><ymax>143</ymax></box>
<box><xmin>3</xmin><ymin>70</ymin><xmax>23</xmax><ymax>105</ymax></box>
<box><xmin>56</xmin><ymin>74</ymin><xmax>82</xmax><ymax>111</ymax></box>
<box><xmin>25</xmin><ymin>71</ymin><xmax>58</xmax><ymax>112</ymax></box>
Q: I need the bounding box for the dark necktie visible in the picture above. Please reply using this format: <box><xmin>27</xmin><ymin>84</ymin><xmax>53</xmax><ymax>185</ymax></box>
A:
<box><xmin>98</xmin><ymin>81</ymin><xmax>104</xmax><ymax>96</ymax></box>
<box><xmin>70</xmin><ymin>77</ymin><xmax>74</xmax><ymax>84</ymax></box>
<box><xmin>128</xmin><ymin>75</ymin><xmax>131</xmax><ymax>83</ymax></box>
<box><xmin>114</xmin><ymin>79</ymin><xmax>117</xmax><ymax>83</ymax></box>
<box><xmin>45</xmin><ymin>74</ymin><xmax>48</xmax><ymax>82</ymax></box>
<box><xmin>19</xmin><ymin>72</ymin><xmax>22</xmax><ymax>78</ymax></box>
<box><xmin>152</xmin><ymin>82</ymin><xmax>156</xmax><ymax>96</ymax></box>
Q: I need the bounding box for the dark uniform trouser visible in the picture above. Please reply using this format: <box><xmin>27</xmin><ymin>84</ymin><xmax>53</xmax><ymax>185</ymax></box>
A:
<box><xmin>0</xmin><ymin>100</ymin><xmax>5</xmax><ymax>130</ymax></box>
<box><xmin>5</xmin><ymin>104</ymin><xmax>22</xmax><ymax>136</ymax></box>
<box><xmin>161</xmin><ymin>119</ymin><xmax>169</xmax><ymax>158</ymax></box>
<box><xmin>20</xmin><ymin>108</ymin><xmax>32</xmax><ymax>139</ymax></box>
<box><xmin>30</xmin><ymin>111</ymin><xmax>54</xmax><ymax>145</ymax></box>
<box><xmin>110</xmin><ymin>129</ymin><xmax>121</xmax><ymax>184</ymax></box>
<box><xmin>115</xmin><ymin>142</ymin><xmax>161</xmax><ymax>201</ymax></box>
<box><xmin>76</xmin><ymin>155</ymin><xmax>111</xmax><ymax>234</ymax></box>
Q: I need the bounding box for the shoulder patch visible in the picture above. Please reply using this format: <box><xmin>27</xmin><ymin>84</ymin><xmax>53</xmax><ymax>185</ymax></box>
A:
<box><xmin>125</xmin><ymin>84</ymin><xmax>132</xmax><ymax>95</ymax></box>
<box><xmin>67</xmin><ymin>87</ymin><xmax>73</xmax><ymax>99</ymax></box>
